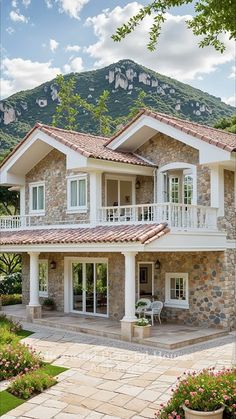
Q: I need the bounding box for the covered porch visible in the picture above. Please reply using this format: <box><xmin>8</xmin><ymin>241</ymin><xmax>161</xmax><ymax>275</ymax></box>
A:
<box><xmin>2</xmin><ymin>304</ymin><xmax>228</xmax><ymax>350</ymax></box>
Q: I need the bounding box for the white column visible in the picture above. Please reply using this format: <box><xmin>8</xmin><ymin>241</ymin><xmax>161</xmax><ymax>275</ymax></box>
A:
<box><xmin>210</xmin><ymin>165</ymin><xmax>224</xmax><ymax>216</ymax></box>
<box><xmin>20</xmin><ymin>186</ymin><xmax>25</xmax><ymax>217</ymax></box>
<box><xmin>90</xmin><ymin>172</ymin><xmax>102</xmax><ymax>225</ymax></box>
<box><xmin>122</xmin><ymin>251</ymin><xmax>137</xmax><ymax>322</ymax></box>
<box><xmin>28</xmin><ymin>252</ymin><xmax>40</xmax><ymax>306</ymax></box>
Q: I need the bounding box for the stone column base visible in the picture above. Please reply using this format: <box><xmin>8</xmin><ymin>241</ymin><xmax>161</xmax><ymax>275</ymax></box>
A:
<box><xmin>26</xmin><ymin>305</ymin><xmax>42</xmax><ymax>322</ymax></box>
<box><xmin>120</xmin><ymin>319</ymin><xmax>136</xmax><ymax>342</ymax></box>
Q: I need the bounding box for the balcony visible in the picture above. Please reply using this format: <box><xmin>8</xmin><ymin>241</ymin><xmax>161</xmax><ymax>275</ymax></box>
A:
<box><xmin>0</xmin><ymin>203</ymin><xmax>218</xmax><ymax>231</ymax></box>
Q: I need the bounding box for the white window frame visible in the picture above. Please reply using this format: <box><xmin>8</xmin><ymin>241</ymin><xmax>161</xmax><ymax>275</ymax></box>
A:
<box><xmin>29</xmin><ymin>181</ymin><xmax>45</xmax><ymax>215</ymax></box>
<box><xmin>67</xmin><ymin>174</ymin><xmax>88</xmax><ymax>213</ymax></box>
<box><xmin>165</xmin><ymin>272</ymin><xmax>189</xmax><ymax>309</ymax></box>
<box><xmin>105</xmin><ymin>174</ymin><xmax>136</xmax><ymax>206</ymax></box>
<box><xmin>38</xmin><ymin>259</ymin><xmax>48</xmax><ymax>297</ymax></box>
<box><xmin>157</xmin><ymin>163</ymin><xmax>197</xmax><ymax>205</ymax></box>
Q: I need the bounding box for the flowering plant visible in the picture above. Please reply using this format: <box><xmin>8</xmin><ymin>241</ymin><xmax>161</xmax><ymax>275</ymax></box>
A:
<box><xmin>156</xmin><ymin>367</ymin><xmax>236</xmax><ymax>418</ymax></box>
<box><xmin>135</xmin><ymin>318</ymin><xmax>150</xmax><ymax>326</ymax></box>
<box><xmin>8</xmin><ymin>370</ymin><xmax>56</xmax><ymax>399</ymax></box>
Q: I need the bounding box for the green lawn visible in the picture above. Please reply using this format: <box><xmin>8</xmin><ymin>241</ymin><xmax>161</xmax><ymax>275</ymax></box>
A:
<box><xmin>16</xmin><ymin>329</ymin><xmax>34</xmax><ymax>340</ymax></box>
<box><xmin>41</xmin><ymin>364</ymin><xmax>68</xmax><ymax>377</ymax></box>
<box><xmin>0</xmin><ymin>391</ymin><xmax>24</xmax><ymax>416</ymax></box>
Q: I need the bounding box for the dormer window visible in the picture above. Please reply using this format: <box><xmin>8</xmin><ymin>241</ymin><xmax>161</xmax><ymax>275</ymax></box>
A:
<box><xmin>67</xmin><ymin>175</ymin><xmax>87</xmax><ymax>213</ymax></box>
<box><xmin>29</xmin><ymin>182</ymin><xmax>45</xmax><ymax>215</ymax></box>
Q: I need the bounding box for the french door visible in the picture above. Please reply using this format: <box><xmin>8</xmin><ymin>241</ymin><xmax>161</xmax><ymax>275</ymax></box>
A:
<box><xmin>71</xmin><ymin>259</ymin><xmax>108</xmax><ymax>317</ymax></box>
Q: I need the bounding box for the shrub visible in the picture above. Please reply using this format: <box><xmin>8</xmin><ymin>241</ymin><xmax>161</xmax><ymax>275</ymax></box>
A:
<box><xmin>1</xmin><ymin>294</ymin><xmax>22</xmax><ymax>306</ymax></box>
<box><xmin>135</xmin><ymin>318</ymin><xmax>150</xmax><ymax>326</ymax></box>
<box><xmin>156</xmin><ymin>367</ymin><xmax>236</xmax><ymax>418</ymax></box>
<box><xmin>0</xmin><ymin>343</ymin><xmax>43</xmax><ymax>381</ymax></box>
<box><xmin>0</xmin><ymin>327</ymin><xmax>19</xmax><ymax>346</ymax></box>
<box><xmin>42</xmin><ymin>298</ymin><xmax>56</xmax><ymax>309</ymax></box>
<box><xmin>0</xmin><ymin>273</ymin><xmax>22</xmax><ymax>295</ymax></box>
<box><xmin>0</xmin><ymin>314</ymin><xmax>22</xmax><ymax>333</ymax></box>
<box><xmin>8</xmin><ymin>370</ymin><xmax>56</xmax><ymax>399</ymax></box>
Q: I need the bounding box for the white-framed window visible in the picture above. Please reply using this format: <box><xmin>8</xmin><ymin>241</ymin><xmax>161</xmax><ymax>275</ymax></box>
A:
<box><xmin>39</xmin><ymin>260</ymin><xmax>48</xmax><ymax>297</ymax></box>
<box><xmin>165</xmin><ymin>273</ymin><xmax>189</xmax><ymax>309</ymax></box>
<box><xmin>29</xmin><ymin>182</ymin><xmax>45</xmax><ymax>214</ymax></box>
<box><xmin>67</xmin><ymin>175</ymin><xmax>87</xmax><ymax>212</ymax></box>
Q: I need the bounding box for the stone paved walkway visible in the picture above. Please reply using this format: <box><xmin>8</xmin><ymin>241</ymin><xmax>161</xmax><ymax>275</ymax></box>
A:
<box><xmin>2</xmin><ymin>323</ymin><xmax>235</xmax><ymax>419</ymax></box>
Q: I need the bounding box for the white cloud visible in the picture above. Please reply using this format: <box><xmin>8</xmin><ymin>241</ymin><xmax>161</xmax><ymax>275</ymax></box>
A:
<box><xmin>85</xmin><ymin>2</ymin><xmax>235</xmax><ymax>82</ymax></box>
<box><xmin>6</xmin><ymin>26</ymin><xmax>15</xmax><ymax>35</ymax></box>
<box><xmin>64</xmin><ymin>56</ymin><xmax>83</xmax><ymax>73</ymax></box>
<box><xmin>12</xmin><ymin>0</ymin><xmax>18</xmax><ymax>7</ymax></box>
<box><xmin>22</xmin><ymin>0</ymin><xmax>31</xmax><ymax>6</ymax></box>
<box><xmin>0</xmin><ymin>58</ymin><xmax>61</xmax><ymax>99</ymax></box>
<box><xmin>49</xmin><ymin>39</ymin><xmax>59</xmax><ymax>52</ymax></box>
<box><xmin>57</xmin><ymin>0</ymin><xmax>90</xmax><ymax>19</ymax></box>
<box><xmin>222</xmin><ymin>95</ymin><xmax>236</xmax><ymax>107</ymax></box>
<box><xmin>228</xmin><ymin>65</ymin><xmax>236</xmax><ymax>79</ymax></box>
<box><xmin>65</xmin><ymin>44</ymin><xmax>81</xmax><ymax>52</ymax></box>
<box><xmin>10</xmin><ymin>9</ymin><xmax>28</xmax><ymax>23</ymax></box>
<box><xmin>45</xmin><ymin>0</ymin><xmax>53</xmax><ymax>7</ymax></box>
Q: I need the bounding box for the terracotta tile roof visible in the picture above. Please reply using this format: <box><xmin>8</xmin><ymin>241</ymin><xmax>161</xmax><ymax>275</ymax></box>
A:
<box><xmin>0</xmin><ymin>123</ymin><xmax>154</xmax><ymax>168</ymax></box>
<box><xmin>0</xmin><ymin>223</ymin><xmax>169</xmax><ymax>246</ymax></box>
<box><xmin>107</xmin><ymin>109</ymin><xmax>236</xmax><ymax>152</ymax></box>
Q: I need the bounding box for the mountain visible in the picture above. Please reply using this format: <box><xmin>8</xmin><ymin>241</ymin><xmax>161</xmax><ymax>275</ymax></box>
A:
<box><xmin>0</xmin><ymin>59</ymin><xmax>234</xmax><ymax>157</ymax></box>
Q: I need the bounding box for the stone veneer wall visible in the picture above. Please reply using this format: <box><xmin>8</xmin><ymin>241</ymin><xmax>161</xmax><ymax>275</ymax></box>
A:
<box><xmin>218</xmin><ymin>170</ymin><xmax>236</xmax><ymax>239</ymax></box>
<box><xmin>137</xmin><ymin>132</ymin><xmax>211</xmax><ymax>206</ymax></box>
<box><xmin>136</xmin><ymin>251</ymin><xmax>235</xmax><ymax>329</ymax></box>
<box><xmin>22</xmin><ymin>252</ymin><xmax>125</xmax><ymax>320</ymax></box>
<box><xmin>22</xmin><ymin>249</ymin><xmax>234</xmax><ymax>328</ymax></box>
<box><xmin>25</xmin><ymin>149</ymin><xmax>90</xmax><ymax>224</ymax></box>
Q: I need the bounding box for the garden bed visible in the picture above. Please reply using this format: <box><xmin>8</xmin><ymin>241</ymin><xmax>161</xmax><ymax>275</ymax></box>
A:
<box><xmin>0</xmin><ymin>314</ymin><xmax>68</xmax><ymax>416</ymax></box>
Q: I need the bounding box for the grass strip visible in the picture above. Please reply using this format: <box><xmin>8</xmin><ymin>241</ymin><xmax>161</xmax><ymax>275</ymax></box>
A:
<box><xmin>0</xmin><ymin>390</ymin><xmax>24</xmax><ymax>416</ymax></box>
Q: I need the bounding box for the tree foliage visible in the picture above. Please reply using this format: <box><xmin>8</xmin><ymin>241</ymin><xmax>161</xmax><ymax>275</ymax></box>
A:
<box><xmin>112</xmin><ymin>0</ymin><xmax>236</xmax><ymax>52</ymax></box>
<box><xmin>0</xmin><ymin>254</ymin><xmax>21</xmax><ymax>276</ymax></box>
<box><xmin>52</xmin><ymin>75</ymin><xmax>113</xmax><ymax>135</ymax></box>
<box><xmin>214</xmin><ymin>115</ymin><xmax>236</xmax><ymax>133</ymax></box>
<box><xmin>0</xmin><ymin>187</ymin><xmax>20</xmax><ymax>216</ymax></box>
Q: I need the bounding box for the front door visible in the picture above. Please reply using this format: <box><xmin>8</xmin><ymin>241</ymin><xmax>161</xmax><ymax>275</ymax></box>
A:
<box><xmin>138</xmin><ymin>262</ymin><xmax>154</xmax><ymax>299</ymax></box>
<box><xmin>71</xmin><ymin>259</ymin><xmax>108</xmax><ymax>316</ymax></box>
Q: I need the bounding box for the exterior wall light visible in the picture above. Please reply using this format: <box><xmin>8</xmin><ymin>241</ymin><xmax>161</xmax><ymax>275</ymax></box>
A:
<box><xmin>155</xmin><ymin>260</ymin><xmax>161</xmax><ymax>270</ymax></box>
<box><xmin>50</xmin><ymin>261</ymin><xmax>57</xmax><ymax>270</ymax></box>
<box><xmin>135</xmin><ymin>180</ymin><xmax>141</xmax><ymax>190</ymax></box>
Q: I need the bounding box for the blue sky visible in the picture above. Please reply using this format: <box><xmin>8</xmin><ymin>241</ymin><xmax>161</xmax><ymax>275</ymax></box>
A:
<box><xmin>1</xmin><ymin>0</ymin><xmax>235</xmax><ymax>106</ymax></box>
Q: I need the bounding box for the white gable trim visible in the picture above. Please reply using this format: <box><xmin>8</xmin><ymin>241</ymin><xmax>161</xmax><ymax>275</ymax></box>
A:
<box><xmin>108</xmin><ymin>115</ymin><xmax>231</xmax><ymax>165</ymax></box>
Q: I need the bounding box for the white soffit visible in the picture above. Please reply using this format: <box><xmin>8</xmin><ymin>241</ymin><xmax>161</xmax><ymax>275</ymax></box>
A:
<box><xmin>108</xmin><ymin>115</ymin><xmax>231</xmax><ymax>164</ymax></box>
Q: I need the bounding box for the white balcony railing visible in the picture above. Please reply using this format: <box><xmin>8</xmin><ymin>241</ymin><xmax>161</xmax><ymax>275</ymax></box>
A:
<box><xmin>0</xmin><ymin>203</ymin><xmax>218</xmax><ymax>231</ymax></box>
<box><xmin>98</xmin><ymin>203</ymin><xmax>218</xmax><ymax>230</ymax></box>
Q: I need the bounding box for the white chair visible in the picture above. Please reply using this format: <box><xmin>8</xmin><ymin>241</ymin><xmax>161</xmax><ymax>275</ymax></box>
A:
<box><xmin>144</xmin><ymin>301</ymin><xmax>163</xmax><ymax>325</ymax></box>
<box><xmin>135</xmin><ymin>298</ymin><xmax>151</xmax><ymax>318</ymax></box>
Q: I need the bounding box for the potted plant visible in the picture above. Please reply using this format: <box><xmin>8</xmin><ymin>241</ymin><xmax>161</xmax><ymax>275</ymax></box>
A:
<box><xmin>42</xmin><ymin>298</ymin><xmax>56</xmax><ymax>311</ymax></box>
<box><xmin>156</xmin><ymin>367</ymin><xmax>236</xmax><ymax>419</ymax></box>
<box><xmin>133</xmin><ymin>317</ymin><xmax>151</xmax><ymax>339</ymax></box>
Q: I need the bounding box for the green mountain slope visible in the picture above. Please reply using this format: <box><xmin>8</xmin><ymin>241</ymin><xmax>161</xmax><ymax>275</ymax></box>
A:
<box><xmin>0</xmin><ymin>59</ymin><xmax>234</xmax><ymax>157</ymax></box>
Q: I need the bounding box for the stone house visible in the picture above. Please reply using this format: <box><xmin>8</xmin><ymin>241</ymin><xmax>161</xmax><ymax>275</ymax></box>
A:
<box><xmin>0</xmin><ymin>109</ymin><xmax>235</xmax><ymax>338</ymax></box>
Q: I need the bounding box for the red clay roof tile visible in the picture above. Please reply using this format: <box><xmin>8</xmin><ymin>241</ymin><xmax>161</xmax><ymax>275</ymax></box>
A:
<box><xmin>0</xmin><ymin>224</ymin><xmax>169</xmax><ymax>246</ymax></box>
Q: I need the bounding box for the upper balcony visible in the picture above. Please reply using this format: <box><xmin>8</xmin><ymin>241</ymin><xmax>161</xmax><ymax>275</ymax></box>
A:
<box><xmin>0</xmin><ymin>202</ymin><xmax>218</xmax><ymax>231</ymax></box>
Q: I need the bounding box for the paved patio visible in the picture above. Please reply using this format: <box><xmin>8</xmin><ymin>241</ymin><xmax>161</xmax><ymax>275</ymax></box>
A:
<box><xmin>1</xmin><ymin>321</ymin><xmax>235</xmax><ymax>419</ymax></box>
<box><xmin>3</xmin><ymin>305</ymin><xmax>228</xmax><ymax>349</ymax></box>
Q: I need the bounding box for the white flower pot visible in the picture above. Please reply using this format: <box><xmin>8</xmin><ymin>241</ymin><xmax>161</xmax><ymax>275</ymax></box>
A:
<box><xmin>133</xmin><ymin>325</ymin><xmax>151</xmax><ymax>339</ymax></box>
<box><xmin>183</xmin><ymin>405</ymin><xmax>224</xmax><ymax>419</ymax></box>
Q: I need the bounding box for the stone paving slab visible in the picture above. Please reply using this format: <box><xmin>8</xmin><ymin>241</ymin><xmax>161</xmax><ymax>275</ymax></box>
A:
<box><xmin>1</xmin><ymin>322</ymin><xmax>234</xmax><ymax>419</ymax></box>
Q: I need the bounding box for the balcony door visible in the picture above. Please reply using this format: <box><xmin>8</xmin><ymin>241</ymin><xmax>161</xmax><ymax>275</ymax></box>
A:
<box><xmin>71</xmin><ymin>259</ymin><xmax>108</xmax><ymax>317</ymax></box>
<box><xmin>106</xmin><ymin>177</ymin><xmax>135</xmax><ymax>207</ymax></box>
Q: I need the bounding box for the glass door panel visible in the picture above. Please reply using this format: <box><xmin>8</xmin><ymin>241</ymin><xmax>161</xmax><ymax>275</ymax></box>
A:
<box><xmin>72</xmin><ymin>263</ymin><xmax>83</xmax><ymax>311</ymax></box>
<box><xmin>120</xmin><ymin>180</ymin><xmax>132</xmax><ymax>205</ymax></box>
<box><xmin>96</xmin><ymin>263</ymin><xmax>108</xmax><ymax>315</ymax></box>
<box><xmin>85</xmin><ymin>263</ymin><xmax>94</xmax><ymax>313</ymax></box>
<box><xmin>107</xmin><ymin>179</ymin><xmax>118</xmax><ymax>206</ymax></box>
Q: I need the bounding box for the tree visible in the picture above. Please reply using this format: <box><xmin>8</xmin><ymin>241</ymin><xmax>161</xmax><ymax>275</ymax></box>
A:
<box><xmin>214</xmin><ymin>115</ymin><xmax>236</xmax><ymax>133</ymax></box>
<box><xmin>0</xmin><ymin>186</ymin><xmax>20</xmax><ymax>216</ymax></box>
<box><xmin>52</xmin><ymin>75</ymin><xmax>113</xmax><ymax>136</ymax></box>
<box><xmin>0</xmin><ymin>254</ymin><xmax>21</xmax><ymax>276</ymax></box>
<box><xmin>112</xmin><ymin>0</ymin><xmax>236</xmax><ymax>52</ymax></box>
